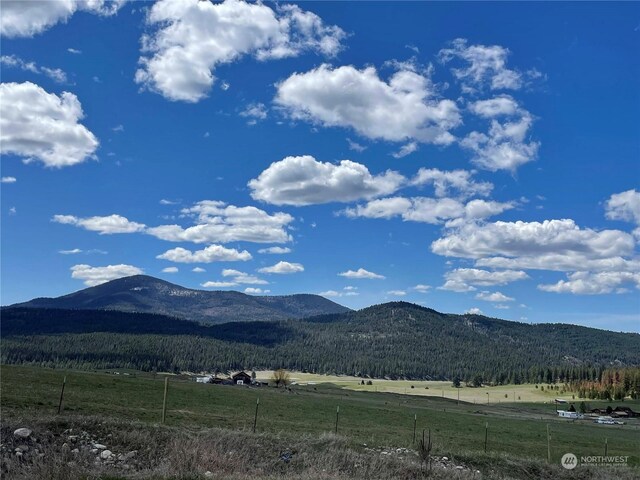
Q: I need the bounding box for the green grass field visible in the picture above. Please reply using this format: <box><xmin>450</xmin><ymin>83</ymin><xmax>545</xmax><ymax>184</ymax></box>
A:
<box><xmin>254</xmin><ymin>371</ymin><xmax>582</xmax><ymax>404</ymax></box>
<box><xmin>2</xmin><ymin>364</ymin><xmax>639</xmax><ymax>470</ymax></box>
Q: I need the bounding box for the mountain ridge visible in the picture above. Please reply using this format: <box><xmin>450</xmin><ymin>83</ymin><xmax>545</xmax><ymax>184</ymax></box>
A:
<box><xmin>9</xmin><ymin>274</ymin><xmax>351</xmax><ymax>324</ymax></box>
<box><xmin>2</xmin><ymin>301</ymin><xmax>639</xmax><ymax>381</ymax></box>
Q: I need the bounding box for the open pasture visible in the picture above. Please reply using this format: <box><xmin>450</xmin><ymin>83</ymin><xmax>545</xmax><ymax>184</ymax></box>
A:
<box><xmin>3</xmin><ymin>365</ymin><xmax>638</xmax><ymax>468</ymax></box>
<box><xmin>256</xmin><ymin>371</ymin><xmax>586</xmax><ymax>404</ymax></box>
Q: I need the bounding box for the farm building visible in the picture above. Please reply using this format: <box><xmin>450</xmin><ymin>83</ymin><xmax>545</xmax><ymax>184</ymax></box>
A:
<box><xmin>557</xmin><ymin>410</ymin><xmax>584</xmax><ymax>419</ymax></box>
<box><xmin>232</xmin><ymin>371</ymin><xmax>252</xmax><ymax>385</ymax></box>
<box><xmin>612</xmin><ymin>406</ymin><xmax>638</xmax><ymax>418</ymax></box>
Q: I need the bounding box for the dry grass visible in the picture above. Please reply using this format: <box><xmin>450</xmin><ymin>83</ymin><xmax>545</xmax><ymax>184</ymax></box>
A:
<box><xmin>1</xmin><ymin>413</ymin><xmax>636</xmax><ymax>480</ymax></box>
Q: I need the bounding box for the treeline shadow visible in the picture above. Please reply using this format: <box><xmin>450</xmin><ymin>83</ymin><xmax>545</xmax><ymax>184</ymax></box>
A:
<box><xmin>0</xmin><ymin>308</ymin><xmax>293</xmax><ymax>347</ymax></box>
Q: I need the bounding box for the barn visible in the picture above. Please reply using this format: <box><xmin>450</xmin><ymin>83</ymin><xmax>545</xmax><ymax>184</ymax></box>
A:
<box><xmin>232</xmin><ymin>371</ymin><xmax>252</xmax><ymax>385</ymax></box>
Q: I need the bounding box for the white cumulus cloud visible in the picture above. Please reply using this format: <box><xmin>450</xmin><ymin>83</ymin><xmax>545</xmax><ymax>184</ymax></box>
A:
<box><xmin>201</xmin><ymin>281</ymin><xmax>237</xmax><ymax>288</ymax></box>
<box><xmin>440</xmin><ymin>268</ymin><xmax>529</xmax><ymax>292</ymax></box>
<box><xmin>71</xmin><ymin>263</ymin><xmax>143</xmax><ymax>287</ymax></box>
<box><xmin>52</xmin><ymin>214</ymin><xmax>145</xmax><ymax>234</ymax></box>
<box><xmin>319</xmin><ymin>290</ymin><xmax>341</xmax><ymax>297</ymax></box>
<box><xmin>432</xmin><ymin>219</ymin><xmax>636</xmax><ymax>273</ymax></box>
<box><xmin>244</xmin><ymin>287</ymin><xmax>270</xmax><ymax>294</ymax></box>
<box><xmin>148</xmin><ymin>200</ymin><xmax>294</xmax><ymax>244</ymax></box>
<box><xmin>338</xmin><ymin>268</ymin><xmax>385</xmax><ymax>279</ymax></box>
<box><xmin>344</xmin><ymin>197</ymin><xmax>513</xmax><ymax>224</ymax></box>
<box><xmin>605</xmin><ymin>189</ymin><xmax>640</xmax><ymax>226</ymax></box>
<box><xmin>461</xmin><ymin>108</ymin><xmax>539</xmax><ymax>172</ymax></box>
<box><xmin>538</xmin><ymin>271</ymin><xmax>640</xmax><ymax>295</ymax></box>
<box><xmin>258</xmin><ymin>246</ymin><xmax>292</xmax><ymax>255</ymax></box>
<box><xmin>162</xmin><ymin>266</ymin><xmax>178</xmax><ymax>273</ymax></box>
<box><xmin>1</xmin><ymin>176</ymin><xmax>17</xmax><ymax>183</ymax></box>
<box><xmin>222</xmin><ymin>269</ymin><xmax>268</xmax><ymax>285</ymax></box>
<box><xmin>387</xmin><ymin>290</ymin><xmax>406</xmax><ymax>296</ymax></box>
<box><xmin>1</xmin><ymin>0</ymin><xmax>126</xmax><ymax>38</ymax></box>
<box><xmin>391</xmin><ymin>142</ymin><xmax>418</xmax><ymax>159</ymax></box>
<box><xmin>413</xmin><ymin>284</ymin><xmax>431</xmax><ymax>292</ymax></box>
<box><xmin>240</xmin><ymin>102</ymin><xmax>268</xmax><ymax>124</ymax></box>
<box><xmin>249</xmin><ymin>155</ymin><xmax>405</xmax><ymax>206</ymax></box>
<box><xmin>275</xmin><ymin>64</ymin><xmax>461</xmax><ymax>144</ymax></box>
<box><xmin>469</xmin><ymin>95</ymin><xmax>520</xmax><ymax>117</ymax></box>
<box><xmin>135</xmin><ymin>0</ymin><xmax>344</xmax><ymax>102</ymax></box>
<box><xmin>475</xmin><ymin>291</ymin><xmax>514</xmax><ymax>302</ymax></box>
<box><xmin>465</xmin><ymin>307</ymin><xmax>483</xmax><ymax>315</ymax></box>
<box><xmin>258</xmin><ymin>261</ymin><xmax>304</xmax><ymax>274</ymax></box>
<box><xmin>411</xmin><ymin>168</ymin><xmax>492</xmax><ymax>199</ymax></box>
<box><xmin>157</xmin><ymin>245</ymin><xmax>252</xmax><ymax>263</ymax></box>
<box><xmin>438</xmin><ymin>38</ymin><xmax>523</xmax><ymax>92</ymax></box>
<box><xmin>59</xmin><ymin>248</ymin><xmax>83</xmax><ymax>255</ymax></box>
<box><xmin>0</xmin><ymin>82</ymin><xmax>99</xmax><ymax>167</ymax></box>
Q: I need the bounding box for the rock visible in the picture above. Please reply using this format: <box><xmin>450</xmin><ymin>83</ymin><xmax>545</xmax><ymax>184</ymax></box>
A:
<box><xmin>204</xmin><ymin>472</ymin><xmax>214</xmax><ymax>478</ymax></box>
<box><xmin>13</xmin><ymin>428</ymin><xmax>31</xmax><ymax>438</ymax></box>
<box><xmin>100</xmin><ymin>450</ymin><xmax>112</xmax><ymax>460</ymax></box>
<box><xmin>93</xmin><ymin>443</ymin><xmax>107</xmax><ymax>450</ymax></box>
<box><xmin>123</xmin><ymin>450</ymin><xmax>137</xmax><ymax>460</ymax></box>
<box><xmin>15</xmin><ymin>451</ymin><xmax>23</xmax><ymax>458</ymax></box>
<box><xmin>16</xmin><ymin>445</ymin><xmax>29</xmax><ymax>452</ymax></box>
<box><xmin>456</xmin><ymin>465</ymin><xmax>464</xmax><ymax>470</ymax></box>
<box><xmin>69</xmin><ymin>435</ymin><xmax>78</xmax><ymax>442</ymax></box>
<box><xmin>442</xmin><ymin>456</ymin><xmax>448</xmax><ymax>461</ymax></box>
<box><xmin>91</xmin><ymin>449</ymin><xmax>98</xmax><ymax>454</ymax></box>
<box><xmin>72</xmin><ymin>449</ymin><xmax>79</xmax><ymax>454</ymax></box>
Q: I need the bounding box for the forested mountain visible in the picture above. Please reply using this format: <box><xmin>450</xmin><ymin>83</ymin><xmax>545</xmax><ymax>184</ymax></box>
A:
<box><xmin>3</xmin><ymin>302</ymin><xmax>639</xmax><ymax>383</ymax></box>
<box><xmin>8</xmin><ymin>275</ymin><xmax>350</xmax><ymax>324</ymax></box>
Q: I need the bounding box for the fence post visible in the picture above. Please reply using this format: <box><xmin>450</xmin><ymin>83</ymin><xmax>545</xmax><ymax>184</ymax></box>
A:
<box><xmin>413</xmin><ymin>413</ymin><xmax>417</xmax><ymax>444</ymax></box>
<box><xmin>335</xmin><ymin>406</ymin><xmax>340</xmax><ymax>435</ymax></box>
<box><xmin>484</xmin><ymin>421</ymin><xmax>488</xmax><ymax>452</ymax></box>
<box><xmin>162</xmin><ymin>377</ymin><xmax>169</xmax><ymax>424</ymax></box>
<box><xmin>57</xmin><ymin>376</ymin><xmax>67</xmax><ymax>414</ymax></box>
<box><xmin>253</xmin><ymin>398</ymin><xmax>260</xmax><ymax>433</ymax></box>
<box><xmin>546</xmin><ymin>424</ymin><xmax>551</xmax><ymax>463</ymax></box>
<box><xmin>604</xmin><ymin>437</ymin><xmax>608</xmax><ymax>456</ymax></box>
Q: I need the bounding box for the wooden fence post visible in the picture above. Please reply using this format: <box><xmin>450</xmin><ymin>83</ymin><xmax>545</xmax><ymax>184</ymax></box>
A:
<box><xmin>484</xmin><ymin>421</ymin><xmax>488</xmax><ymax>452</ymax></box>
<box><xmin>413</xmin><ymin>413</ymin><xmax>417</xmax><ymax>444</ymax></box>
<box><xmin>546</xmin><ymin>424</ymin><xmax>551</xmax><ymax>463</ymax></box>
<box><xmin>604</xmin><ymin>437</ymin><xmax>608</xmax><ymax>456</ymax></box>
<box><xmin>161</xmin><ymin>377</ymin><xmax>169</xmax><ymax>424</ymax></box>
<box><xmin>57</xmin><ymin>376</ymin><xmax>67</xmax><ymax>414</ymax></box>
<box><xmin>253</xmin><ymin>398</ymin><xmax>260</xmax><ymax>433</ymax></box>
<box><xmin>335</xmin><ymin>406</ymin><xmax>340</xmax><ymax>435</ymax></box>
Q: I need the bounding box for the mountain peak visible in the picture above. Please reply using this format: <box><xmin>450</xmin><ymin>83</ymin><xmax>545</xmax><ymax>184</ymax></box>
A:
<box><xmin>11</xmin><ymin>275</ymin><xmax>350</xmax><ymax>324</ymax></box>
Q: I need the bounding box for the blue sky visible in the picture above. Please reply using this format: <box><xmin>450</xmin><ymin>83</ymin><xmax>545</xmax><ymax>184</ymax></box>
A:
<box><xmin>1</xmin><ymin>1</ymin><xmax>639</xmax><ymax>332</ymax></box>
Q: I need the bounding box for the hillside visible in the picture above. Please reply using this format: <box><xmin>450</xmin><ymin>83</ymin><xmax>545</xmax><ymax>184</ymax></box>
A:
<box><xmin>8</xmin><ymin>275</ymin><xmax>350</xmax><ymax>324</ymax></box>
<box><xmin>3</xmin><ymin>302</ymin><xmax>639</xmax><ymax>383</ymax></box>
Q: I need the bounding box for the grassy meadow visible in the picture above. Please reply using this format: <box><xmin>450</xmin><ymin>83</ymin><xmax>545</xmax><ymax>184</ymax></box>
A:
<box><xmin>2</xmin><ymin>364</ymin><xmax>639</xmax><ymax>469</ymax></box>
<box><xmin>254</xmin><ymin>371</ymin><xmax>581</xmax><ymax>404</ymax></box>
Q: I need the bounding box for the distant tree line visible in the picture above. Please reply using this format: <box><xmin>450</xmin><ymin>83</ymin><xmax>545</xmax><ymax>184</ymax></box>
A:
<box><xmin>569</xmin><ymin>367</ymin><xmax>640</xmax><ymax>400</ymax></box>
<box><xmin>2</xmin><ymin>305</ymin><xmax>639</xmax><ymax>384</ymax></box>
